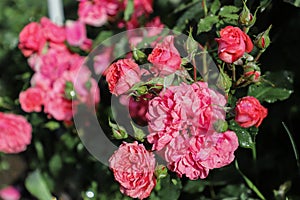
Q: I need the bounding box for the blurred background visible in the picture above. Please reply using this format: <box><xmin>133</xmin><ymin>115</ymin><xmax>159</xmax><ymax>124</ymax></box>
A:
<box><xmin>0</xmin><ymin>0</ymin><xmax>299</xmax><ymax>199</ymax></box>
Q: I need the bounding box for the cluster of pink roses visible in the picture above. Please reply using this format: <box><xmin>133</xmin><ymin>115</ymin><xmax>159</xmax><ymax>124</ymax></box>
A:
<box><xmin>18</xmin><ymin>16</ymin><xmax>99</xmax><ymax>121</ymax></box>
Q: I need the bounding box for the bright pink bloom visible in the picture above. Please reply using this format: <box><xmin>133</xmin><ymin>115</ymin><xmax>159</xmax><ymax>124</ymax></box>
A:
<box><xmin>66</xmin><ymin>20</ymin><xmax>92</xmax><ymax>50</ymax></box>
<box><xmin>235</xmin><ymin>96</ymin><xmax>268</xmax><ymax>128</ymax></box>
<box><xmin>148</xmin><ymin>35</ymin><xmax>182</xmax><ymax>75</ymax></box>
<box><xmin>109</xmin><ymin>142</ymin><xmax>156</xmax><ymax>200</ymax></box>
<box><xmin>164</xmin><ymin>131</ymin><xmax>238</xmax><ymax>180</ymax></box>
<box><xmin>215</xmin><ymin>26</ymin><xmax>253</xmax><ymax>63</ymax></box>
<box><xmin>40</xmin><ymin>17</ymin><xmax>66</xmax><ymax>44</ymax></box>
<box><xmin>18</xmin><ymin>22</ymin><xmax>46</xmax><ymax>57</ymax></box>
<box><xmin>93</xmin><ymin>46</ymin><xmax>114</xmax><ymax>75</ymax></box>
<box><xmin>106</xmin><ymin>59</ymin><xmax>141</xmax><ymax>96</ymax></box>
<box><xmin>147</xmin><ymin>82</ymin><xmax>226</xmax><ymax>151</ymax></box>
<box><xmin>0</xmin><ymin>186</ymin><xmax>21</xmax><ymax>200</ymax></box>
<box><xmin>78</xmin><ymin>0</ymin><xmax>120</xmax><ymax>27</ymax></box>
<box><xmin>0</xmin><ymin>112</ymin><xmax>32</xmax><ymax>154</ymax></box>
<box><xmin>145</xmin><ymin>17</ymin><xmax>164</xmax><ymax>37</ymax></box>
<box><xmin>19</xmin><ymin>87</ymin><xmax>45</xmax><ymax>112</ymax></box>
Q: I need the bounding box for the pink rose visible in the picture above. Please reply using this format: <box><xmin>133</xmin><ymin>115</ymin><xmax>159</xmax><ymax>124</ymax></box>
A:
<box><xmin>66</xmin><ymin>20</ymin><xmax>92</xmax><ymax>50</ymax></box>
<box><xmin>235</xmin><ymin>96</ymin><xmax>268</xmax><ymax>128</ymax></box>
<box><xmin>147</xmin><ymin>82</ymin><xmax>226</xmax><ymax>151</ymax></box>
<box><xmin>19</xmin><ymin>87</ymin><xmax>45</xmax><ymax>112</ymax></box>
<box><xmin>148</xmin><ymin>35</ymin><xmax>181</xmax><ymax>75</ymax></box>
<box><xmin>0</xmin><ymin>112</ymin><xmax>32</xmax><ymax>154</ymax></box>
<box><xmin>109</xmin><ymin>142</ymin><xmax>156</xmax><ymax>200</ymax></box>
<box><xmin>106</xmin><ymin>59</ymin><xmax>141</xmax><ymax>96</ymax></box>
<box><xmin>0</xmin><ymin>186</ymin><xmax>21</xmax><ymax>200</ymax></box>
<box><xmin>40</xmin><ymin>17</ymin><xmax>66</xmax><ymax>44</ymax></box>
<box><xmin>78</xmin><ymin>0</ymin><xmax>120</xmax><ymax>27</ymax></box>
<box><xmin>93</xmin><ymin>46</ymin><xmax>113</xmax><ymax>75</ymax></box>
<box><xmin>215</xmin><ymin>26</ymin><xmax>253</xmax><ymax>63</ymax></box>
<box><xmin>18</xmin><ymin>22</ymin><xmax>46</xmax><ymax>57</ymax></box>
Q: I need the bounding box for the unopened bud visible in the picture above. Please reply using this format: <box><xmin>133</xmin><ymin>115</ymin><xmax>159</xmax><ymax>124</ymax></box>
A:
<box><xmin>213</xmin><ymin>119</ymin><xmax>228</xmax><ymax>133</ymax></box>
<box><xmin>243</xmin><ymin>62</ymin><xmax>261</xmax><ymax>82</ymax></box>
<box><xmin>133</xmin><ymin>48</ymin><xmax>147</xmax><ymax>64</ymax></box>
<box><xmin>186</xmin><ymin>28</ymin><xmax>198</xmax><ymax>55</ymax></box>
<box><xmin>64</xmin><ymin>81</ymin><xmax>77</xmax><ymax>100</ymax></box>
<box><xmin>255</xmin><ymin>25</ymin><xmax>272</xmax><ymax>50</ymax></box>
<box><xmin>239</xmin><ymin>3</ymin><xmax>256</xmax><ymax>28</ymax></box>
<box><xmin>216</xmin><ymin>68</ymin><xmax>232</xmax><ymax>94</ymax></box>
<box><xmin>154</xmin><ymin>165</ymin><xmax>168</xmax><ymax>179</ymax></box>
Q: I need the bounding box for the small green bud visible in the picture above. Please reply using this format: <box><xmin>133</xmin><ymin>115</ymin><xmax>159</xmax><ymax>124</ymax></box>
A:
<box><xmin>255</xmin><ymin>25</ymin><xmax>272</xmax><ymax>50</ymax></box>
<box><xmin>133</xmin><ymin>48</ymin><xmax>147</xmax><ymax>63</ymax></box>
<box><xmin>213</xmin><ymin>119</ymin><xmax>228</xmax><ymax>133</ymax></box>
<box><xmin>243</xmin><ymin>62</ymin><xmax>261</xmax><ymax>82</ymax></box>
<box><xmin>64</xmin><ymin>81</ymin><xmax>77</xmax><ymax>100</ymax></box>
<box><xmin>109</xmin><ymin>119</ymin><xmax>128</xmax><ymax>140</ymax></box>
<box><xmin>186</xmin><ymin>27</ymin><xmax>198</xmax><ymax>55</ymax></box>
<box><xmin>154</xmin><ymin>165</ymin><xmax>168</xmax><ymax>179</ymax></box>
<box><xmin>216</xmin><ymin>68</ymin><xmax>232</xmax><ymax>94</ymax></box>
<box><xmin>238</xmin><ymin>3</ymin><xmax>256</xmax><ymax>28</ymax></box>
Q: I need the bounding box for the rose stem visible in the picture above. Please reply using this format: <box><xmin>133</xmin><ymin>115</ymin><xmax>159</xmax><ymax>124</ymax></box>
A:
<box><xmin>254</xmin><ymin>50</ymin><xmax>263</xmax><ymax>61</ymax></box>
<box><xmin>202</xmin><ymin>0</ymin><xmax>208</xmax><ymax>17</ymax></box>
<box><xmin>202</xmin><ymin>44</ymin><xmax>208</xmax><ymax>82</ymax></box>
<box><xmin>192</xmin><ymin>56</ymin><xmax>197</xmax><ymax>82</ymax></box>
<box><xmin>232</xmin><ymin>64</ymin><xmax>236</xmax><ymax>82</ymax></box>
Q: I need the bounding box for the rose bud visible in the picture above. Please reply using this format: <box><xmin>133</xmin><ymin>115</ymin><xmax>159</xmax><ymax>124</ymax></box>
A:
<box><xmin>213</xmin><ymin>119</ymin><xmax>228</xmax><ymax>133</ymax></box>
<box><xmin>254</xmin><ymin>25</ymin><xmax>272</xmax><ymax>51</ymax></box>
<box><xmin>238</xmin><ymin>3</ymin><xmax>256</xmax><ymax>28</ymax></box>
<box><xmin>243</xmin><ymin>62</ymin><xmax>261</xmax><ymax>82</ymax></box>
<box><xmin>235</xmin><ymin>96</ymin><xmax>268</xmax><ymax>128</ymax></box>
<box><xmin>186</xmin><ymin>28</ymin><xmax>198</xmax><ymax>55</ymax></box>
<box><xmin>154</xmin><ymin>165</ymin><xmax>168</xmax><ymax>179</ymax></box>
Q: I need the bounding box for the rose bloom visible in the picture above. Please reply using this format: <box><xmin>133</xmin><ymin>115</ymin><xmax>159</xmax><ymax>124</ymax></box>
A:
<box><xmin>19</xmin><ymin>87</ymin><xmax>45</xmax><ymax>112</ymax></box>
<box><xmin>40</xmin><ymin>17</ymin><xmax>66</xmax><ymax>44</ymax></box>
<box><xmin>147</xmin><ymin>82</ymin><xmax>226</xmax><ymax>151</ymax></box>
<box><xmin>109</xmin><ymin>142</ymin><xmax>156</xmax><ymax>200</ymax></box>
<box><xmin>18</xmin><ymin>22</ymin><xmax>46</xmax><ymax>57</ymax></box>
<box><xmin>164</xmin><ymin>131</ymin><xmax>238</xmax><ymax>180</ymax></box>
<box><xmin>65</xmin><ymin>20</ymin><xmax>92</xmax><ymax>51</ymax></box>
<box><xmin>0</xmin><ymin>112</ymin><xmax>32</xmax><ymax>154</ymax></box>
<box><xmin>106</xmin><ymin>59</ymin><xmax>141</xmax><ymax>96</ymax></box>
<box><xmin>0</xmin><ymin>186</ymin><xmax>21</xmax><ymax>200</ymax></box>
<box><xmin>215</xmin><ymin>26</ymin><xmax>253</xmax><ymax>63</ymax></box>
<box><xmin>235</xmin><ymin>96</ymin><xmax>268</xmax><ymax>128</ymax></box>
<box><xmin>148</xmin><ymin>35</ymin><xmax>182</xmax><ymax>75</ymax></box>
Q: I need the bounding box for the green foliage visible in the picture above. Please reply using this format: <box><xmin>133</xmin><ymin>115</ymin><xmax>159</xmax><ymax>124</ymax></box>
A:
<box><xmin>25</xmin><ymin>170</ymin><xmax>53</xmax><ymax>200</ymax></box>
<box><xmin>284</xmin><ymin>0</ymin><xmax>300</xmax><ymax>7</ymax></box>
<box><xmin>197</xmin><ymin>15</ymin><xmax>219</xmax><ymax>34</ymax></box>
<box><xmin>248</xmin><ymin>71</ymin><xmax>294</xmax><ymax>103</ymax></box>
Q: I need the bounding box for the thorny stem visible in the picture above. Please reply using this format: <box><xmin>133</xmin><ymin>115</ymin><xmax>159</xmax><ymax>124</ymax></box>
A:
<box><xmin>192</xmin><ymin>56</ymin><xmax>197</xmax><ymax>82</ymax></box>
<box><xmin>209</xmin><ymin>185</ymin><xmax>216</xmax><ymax>199</ymax></box>
<box><xmin>232</xmin><ymin>64</ymin><xmax>236</xmax><ymax>82</ymax></box>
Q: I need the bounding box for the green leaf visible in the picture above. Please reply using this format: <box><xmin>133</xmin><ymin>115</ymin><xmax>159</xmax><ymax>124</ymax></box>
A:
<box><xmin>44</xmin><ymin>121</ymin><xmax>60</xmax><ymax>131</ymax></box>
<box><xmin>183</xmin><ymin>180</ymin><xmax>206</xmax><ymax>193</ymax></box>
<box><xmin>197</xmin><ymin>15</ymin><xmax>219</xmax><ymax>34</ymax></box>
<box><xmin>93</xmin><ymin>31</ymin><xmax>113</xmax><ymax>47</ymax></box>
<box><xmin>229</xmin><ymin>120</ymin><xmax>258</xmax><ymax>149</ymax></box>
<box><xmin>25</xmin><ymin>170</ymin><xmax>53</xmax><ymax>200</ymax></box>
<box><xmin>248</xmin><ymin>71</ymin><xmax>294</xmax><ymax>103</ymax></box>
<box><xmin>175</xmin><ymin>6</ymin><xmax>201</xmax><ymax>32</ymax></box>
<box><xmin>156</xmin><ymin>175</ymin><xmax>182</xmax><ymax>200</ymax></box>
<box><xmin>284</xmin><ymin>0</ymin><xmax>300</xmax><ymax>7</ymax></box>
<box><xmin>124</xmin><ymin>0</ymin><xmax>134</xmax><ymax>21</ymax></box>
<box><xmin>210</xmin><ymin>0</ymin><xmax>221</xmax><ymax>15</ymax></box>
<box><xmin>130</xmin><ymin>121</ymin><xmax>145</xmax><ymax>142</ymax></box>
<box><xmin>173</xmin><ymin>0</ymin><xmax>201</xmax><ymax>14</ymax></box>
<box><xmin>49</xmin><ymin>154</ymin><xmax>62</xmax><ymax>176</ymax></box>
<box><xmin>218</xmin><ymin>5</ymin><xmax>240</xmax><ymax>17</ymax></box>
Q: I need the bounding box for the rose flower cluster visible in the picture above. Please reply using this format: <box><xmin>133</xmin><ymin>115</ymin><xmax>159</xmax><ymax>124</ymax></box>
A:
<box><xmin>105</xmin><ymin>21</ymin><xmax>269</xmax><ymax>198</ymax></box>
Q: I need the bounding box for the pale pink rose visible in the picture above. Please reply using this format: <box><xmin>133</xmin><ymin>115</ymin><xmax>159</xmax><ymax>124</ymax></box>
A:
<box><xmin>145</xmin><ymin>17</ymin><xmax>164</xmax><ymax>37</ymax></box>
<box><xmin>0</xmin><ymin>186</ymin><xmax>21</xmax><ymax>200</ymax></box>
<box><xmin>30</xmin><ymin>72</ymin><xmax>51</xmax><ymax>91</ymax></box>
<box><xmin>235</xmin><ymin>96</ymin><xmax>268</xmax><ymax>128</ymax></box>
<box><xmin>215</xmin><ymin>26</ymin><xmax>253</xmax><ymax>63</ymax></box>
<box><xmin>109</xmin><ymin>142</ymin><xmax>156</xmax><ymax>200</ymax></box>
<box><xmin>93</xmin><ymin>46</ymin><xmax>113</xmax><ymax>75</ymax></box>
<box><xmin>197</xmin><ymin>131</ymin><xmax>239</xmax><ymax>169</ymax></box>
<box><xmin>27</xmin><ymin>53</ymin><xmax>42</xmax><ymax>72</ymax></box>
<box><xmin>147</xmin><ymin>82</ymin><xmax>226</xmax><ymax>151</ymax></box>
<box><xmin>18</xmin><ymin>22</ymin><xmax>46</xmax><ymax>57</ymax></box>
<box><xmin>106</xmin><ymin>59</ymin><xmax>141</xmax><ymax>96</ymax></box>
<box><xmin>44</xmin><ymin>76</ymin><xmax>73</xmax><ymax>121</ymax></box>
<box><xmin>131</xmin><ymin>0</ymin><xmax>153</xmax><ymax>17</ymax></box>
<box><xmin>164</xmin><ymin>131</ymin><xmax>238</xmax><ymax>180</ymax></box>
<box><xmin>19</xmin><ymin>87</ymin><xmax>45</xmax><ymax>112</ymax></box>
<box><xmin>148</xmin><ymin>35</ymin><xmax>182</xmax><ymax>75</ymax></box>
<box><xmin>0</xmin><ymin>112</ymin><xmax>32</xmax><ymax>154</ymax></box>
<box><xmin>78</xmin><ymin>0</ymin><xmax>120</xmax><ymax>27</ymax></box>
<box><xmin>40</xmin><ymin>17</ymin><xmax>66</xmax><ymax>43</ymax></box>
<box><xmin>65</xmin><ymin>20</ymin><xmax>92</xmax><ymax>50</ymax></box>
